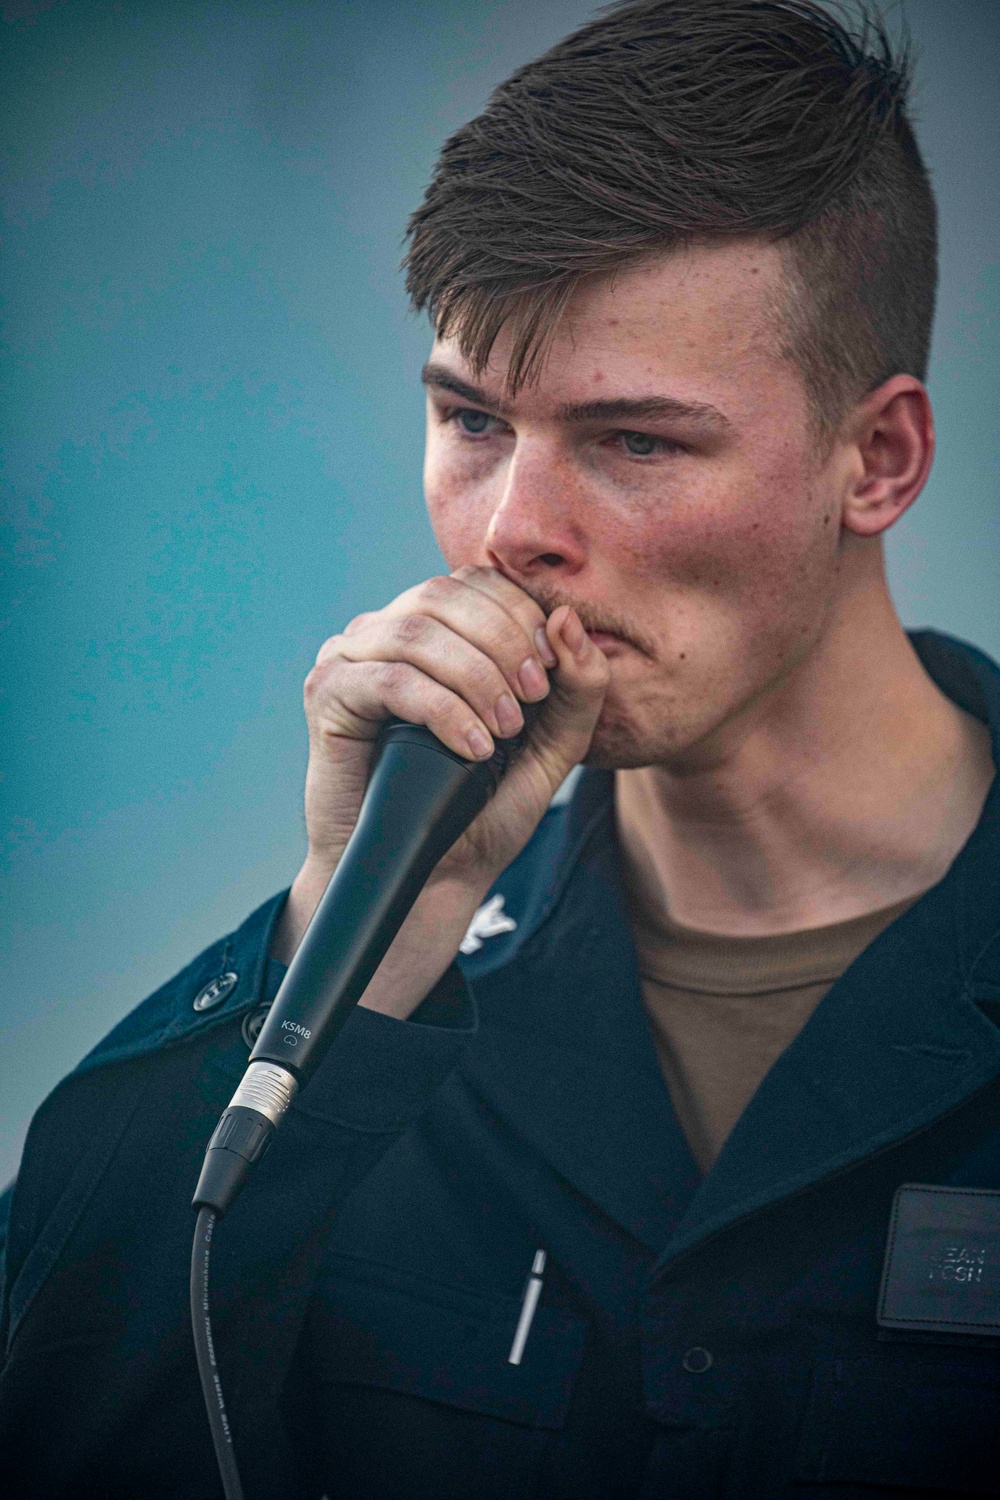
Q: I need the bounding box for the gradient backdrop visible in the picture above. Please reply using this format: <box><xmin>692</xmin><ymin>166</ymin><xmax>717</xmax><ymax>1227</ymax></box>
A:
<box><xmin>2</xmin><ymin>0</ymin><xmax>998</xmax><ymax>1185</ymax></box>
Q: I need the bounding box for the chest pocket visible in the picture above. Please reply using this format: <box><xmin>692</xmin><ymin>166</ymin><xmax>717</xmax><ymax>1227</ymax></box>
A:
<box><xmin>796</xmin><ymin>1358</ymin><xmax>1000</xmax><ymax>1495</ymax></box>
<box><xmin>307</xmin><ymin>1255</ymin><xmax>587</xmax><ymax>1427</ymax></box>
<box><xmin>305</xmin><ymin>1256</ymin><xmax>588</xmax><ymax>1500</ymax></box>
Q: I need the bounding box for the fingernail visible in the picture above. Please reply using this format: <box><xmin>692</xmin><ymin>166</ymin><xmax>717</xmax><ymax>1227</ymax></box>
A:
<box><xmin>535</xmin><ymin>627</ymin><xmax>558</xmax><ymax>667</ymax></box>
<box><xmin>467</xmin><ymin>726</ymin><xmax>494</xmax><ymax>759</ymax></box>
<box><xmin>518</xmin><ymin>658</ymin><xmax>549</xmax><ymax>700</ymax></box>
<box><xmin>495</xmin><ymin>692</ymin><xmax>524</xmax><ymax>737</ymax></box>
<box><xmin>562</xmin><ymin>609</ymin><xmax>587</xmax><ymax>656</ymax></box>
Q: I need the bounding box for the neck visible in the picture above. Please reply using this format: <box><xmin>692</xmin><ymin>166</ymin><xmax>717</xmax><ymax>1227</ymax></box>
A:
<box><xmin>616</xmin><ymin>557</ymin><xmax>994</xmax><ymax>937</ymax></box>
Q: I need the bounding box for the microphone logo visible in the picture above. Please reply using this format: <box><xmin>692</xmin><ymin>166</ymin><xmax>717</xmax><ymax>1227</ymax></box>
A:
<box><xmin>281</xmin><ymin>1019</ymin><xmax>312</xmax><ymax>1040</ymax></box>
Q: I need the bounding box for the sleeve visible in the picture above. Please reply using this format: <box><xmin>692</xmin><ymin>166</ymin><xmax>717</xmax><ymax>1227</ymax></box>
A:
<box><xmin>0</xmin><ymin>897</ymin><xmax>478</xmax><ymax>1500</ymax></box>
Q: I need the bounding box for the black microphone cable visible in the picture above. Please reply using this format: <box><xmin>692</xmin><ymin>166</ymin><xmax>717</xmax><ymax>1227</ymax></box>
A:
<box><xmin>189</xmin><ymin>711</ymin><xmax>538</xmax><ymax>1499</ymax></box>
<box><xmin>191</xmin><ymin>1206</ymin><xmax>244</xmax><ymax>1500</ymax></box>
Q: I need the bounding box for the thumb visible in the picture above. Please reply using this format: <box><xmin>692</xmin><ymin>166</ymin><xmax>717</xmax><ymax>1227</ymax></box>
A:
<box><xmin>508</xmin><ymin>605</ymin><xmax>611</xmax><ymax>803</ymax></box>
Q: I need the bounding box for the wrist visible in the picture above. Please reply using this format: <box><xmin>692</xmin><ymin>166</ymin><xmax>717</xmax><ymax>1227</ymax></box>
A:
<box><xmin>357</xmin><ymin>878</ymin><xmax>486</xmax><ymax>1021</ymax></box>
<box><xmin>269</xmin><ymin>857</ymin><xmax>490</xmax><ymax>1011</ymax></box>
<box><xmin>269</xmin><ymin>855</ymin><xmax>338</xmax><ymax>964</ymax></box>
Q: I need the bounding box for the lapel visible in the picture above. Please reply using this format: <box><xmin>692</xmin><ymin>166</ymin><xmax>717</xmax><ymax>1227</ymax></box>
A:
<box><xmin>461</xmin><ymin>774</ymin><xmax>702</xmax><ymax>1254</ymax></box>
<box><xmin>657</xmin><ymin>635</ymin><xmax>1000</xmax><ymax>1265</ymax></box>
<box><xmin>660</xmin><ymin>816</ymin><xmax>1000</xmax><ymax>1266</ymax></box>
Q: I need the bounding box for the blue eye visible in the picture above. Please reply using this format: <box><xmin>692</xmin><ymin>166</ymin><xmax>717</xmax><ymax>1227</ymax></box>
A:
<box><xmin>456</xmin><ymin>408</ymin><xmax>492</xmax><ymax>435</ymax></box>
<box><xmin>621</xmin><ymin>431</ymin><xmax>658</xmax><ymax>456</ymax></box>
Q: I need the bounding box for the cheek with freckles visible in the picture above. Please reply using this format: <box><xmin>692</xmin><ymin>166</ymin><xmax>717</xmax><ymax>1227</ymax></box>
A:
<box><xmin>611</xmin><ymin>446</ymin><xmax>825</xmax><ymax>640</ymax></box>
<box><xmin>424</xmin><ymin>449</ymin><xmax>500</xmax><ymax>569</ymax></box>
<box><xmin>588</xmin><ymin>452</ymin><xmax>841</xmax><ymax>760</ymax></box>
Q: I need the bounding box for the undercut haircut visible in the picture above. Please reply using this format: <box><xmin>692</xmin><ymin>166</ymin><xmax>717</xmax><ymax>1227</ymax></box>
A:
<box><xmin>404</xmin><ymin>0</ymin><xmax>937</xmax><ymax>430</ymax></box>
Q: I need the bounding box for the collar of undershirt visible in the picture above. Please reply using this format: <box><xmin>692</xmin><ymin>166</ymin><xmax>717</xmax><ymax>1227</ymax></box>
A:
<box><xmin>625</xmin><ymin>887</ymin><xmax>921</xmax><ymax>996</ymax></box>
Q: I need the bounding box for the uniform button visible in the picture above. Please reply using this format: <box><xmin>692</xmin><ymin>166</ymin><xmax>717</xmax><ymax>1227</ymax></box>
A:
<box><xmin>192</xmin><ymin>972</ymin><xmax>239</xmax><ymax>1012</ymax></box>
<box><xmin>241</xmin><ymin>1002</ymin><xmax>272</xmax><ymax>1049</ymax></box>
<box><xmin>682</xmin><ymin>1346</ymin><xmax>713</xmax><ymax>1374</ymax></box>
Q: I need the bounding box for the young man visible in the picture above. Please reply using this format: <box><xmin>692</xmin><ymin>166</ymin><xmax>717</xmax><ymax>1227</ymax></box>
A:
<box><xmin>2</xmin><ymin>2</ymin><xmax>998</xmax><ymax>1496</ymax></box>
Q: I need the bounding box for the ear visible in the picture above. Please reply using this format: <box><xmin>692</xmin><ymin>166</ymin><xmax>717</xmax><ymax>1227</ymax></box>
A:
<box><xmin>840</xmin><ymin>375</ymin><xmax>934</xmax><ymax>538</ymax></box>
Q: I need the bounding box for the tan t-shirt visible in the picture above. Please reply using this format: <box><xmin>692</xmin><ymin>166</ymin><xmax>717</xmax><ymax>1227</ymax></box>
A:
<box><xmin>625</xmin><ymin>879</ymin><xmax>917</xmax><ymax>1174</ymax></box>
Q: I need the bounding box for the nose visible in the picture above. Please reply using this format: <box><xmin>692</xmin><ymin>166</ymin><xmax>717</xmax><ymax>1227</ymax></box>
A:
<box><xmin>484</xmin><ymin>443</ymin><xmax>588</xmax><ymax>583</ymax></box>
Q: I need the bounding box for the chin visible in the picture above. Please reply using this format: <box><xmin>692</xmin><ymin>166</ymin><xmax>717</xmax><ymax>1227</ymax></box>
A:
<box><xmin>582</xmin><ymin>713</ymin><xmax>671</xmax><ymax>772</ymax></box>
<box><xmin>582</xmin><ymin>689</ymin><xmax>714</xmax><ymax>771</ymax></box>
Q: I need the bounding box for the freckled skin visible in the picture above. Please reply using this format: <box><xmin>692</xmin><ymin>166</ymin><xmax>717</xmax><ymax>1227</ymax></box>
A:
<box><xmin>423</xmin><ymin>244</ymin><xmax>850</xmax><ymax>770</ymax></box>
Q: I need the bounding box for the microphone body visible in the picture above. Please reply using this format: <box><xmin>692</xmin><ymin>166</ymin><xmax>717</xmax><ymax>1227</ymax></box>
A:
<box><xmin>193</xmin><ymin>720</ymin><xmax>524</xmax><ymax>1215</ymax></box>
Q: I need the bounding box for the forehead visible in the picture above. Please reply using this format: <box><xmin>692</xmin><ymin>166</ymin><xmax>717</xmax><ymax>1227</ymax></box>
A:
<box><xmin>431</xmin><ymin>240</ymin><xmax>801</xmax><ymax>420</ymax></box>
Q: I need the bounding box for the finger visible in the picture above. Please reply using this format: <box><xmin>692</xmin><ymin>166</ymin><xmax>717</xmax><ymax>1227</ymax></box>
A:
<box><xmin>450</xmin><ymin>564</ymin><xmax>559</xmax><ymax>668</ymax></box>
<box><xmin>536</xmin><ymin>605</ymin><xmax>611</xmax><ymax>754</ymax></box>
<box><xmin>500</xmin><ymin>605</ymin><xmax>610</xmax><ymax>804</ymax></box>
<box><xmin>333</xmin><ymin>612</ymin><xmax>530</xmax><ymax>740</ymax></box>
<box><xmin>376</xmin><ymin>573</ymin><xmax>553</xmax><ymax>703</ymax></box>
<box><xmin>308</xmin><ymin>657</ymin><xmax>497</xmax><ymax>762</ymax></box>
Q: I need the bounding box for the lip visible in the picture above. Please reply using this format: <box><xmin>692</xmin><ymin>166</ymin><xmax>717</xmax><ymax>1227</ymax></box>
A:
<box><xmin>585</xmin><ymin>629</ymin><xmax>628</xmax><ymax>654</ymax></box>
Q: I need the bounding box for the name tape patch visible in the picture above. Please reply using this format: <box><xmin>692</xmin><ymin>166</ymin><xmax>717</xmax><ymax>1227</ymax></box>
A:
<box><xmin>878</xmin><ymin>1183</ymin><xmax>1000</xmax><ymax>1339</ymax></box>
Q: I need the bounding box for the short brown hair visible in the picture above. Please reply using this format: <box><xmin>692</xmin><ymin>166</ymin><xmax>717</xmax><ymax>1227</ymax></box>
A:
<box><xmin>404</xmin><ymin>0</ymin><xmax>937</xmax><ymax>428</ymax></box>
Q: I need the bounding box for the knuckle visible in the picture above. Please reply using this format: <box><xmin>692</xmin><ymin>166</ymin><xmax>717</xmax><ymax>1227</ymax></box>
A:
<box><xmin>304</xmin><ymin>648</ymin><xmax>355</xmax><ymax>708</ymax></box>
<box><xmin>342</xmin><ymin>611</ymin><xmax>373</xmax><ymax>636</ymax></box>
<box><xmin>505</xmin><ymin>618</ymin><xmax>536</xmax><ymax>654</ymax></box>
<box><xmin>491</xmin><ymin>633</ymin><xmax>533</xmax><ymax>679</ymax></box>
<box><xmin>378</xmin><ymin>660</ymin><xmax>416</xmax><ymax>696</ymax></box>
<box><xmin>419</xmin><ymin>574</ymin><xmax>459</xmax><ymax>601</ymax></box>
<box><xmin>303</xmin><ymin>658</ymin><xmax>332</xmax><ymax>705</ymax></box>
<box><xmin>393</xmin><ymin>612</ymin><xmax>432</xmax><ymax>646</ymax></box>
<box><xmin>313</xmin><ymin>633</ymin><xmax>344</xmax><ymax>666</ymax></box>
<box><xmin>432</xmin><ymin>690</ymin><xmax>465</xmax><ymax>723</ymax></box>
<box><xmin>518</xmin><ymin>597</ymin><xmax>548</xmax><ymax>630</ymax></box>
<box><xmin>469</xmin><ymin>655</ymin><xmax>504</xmax><ymax>695</ymax></box>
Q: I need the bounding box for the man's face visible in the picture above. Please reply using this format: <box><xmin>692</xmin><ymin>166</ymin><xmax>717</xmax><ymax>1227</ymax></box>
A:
<box><xmin>423</xmin><ymin>242</ymin><xmax>854</xmax><ymax>770</ymax></box>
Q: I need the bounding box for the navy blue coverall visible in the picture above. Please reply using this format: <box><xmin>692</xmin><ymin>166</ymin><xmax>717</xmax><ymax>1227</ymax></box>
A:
<box><xmin>1</xmin><ymin>629</ymin><xmax>999</xmax><ymax>1498</ymax></box>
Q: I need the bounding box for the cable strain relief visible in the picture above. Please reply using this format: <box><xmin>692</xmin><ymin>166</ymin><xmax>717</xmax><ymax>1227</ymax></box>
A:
<box><xmin>192</xmin><ymin>1106</ymin><xmax>275</xmax><ymax>1216</ymax></box>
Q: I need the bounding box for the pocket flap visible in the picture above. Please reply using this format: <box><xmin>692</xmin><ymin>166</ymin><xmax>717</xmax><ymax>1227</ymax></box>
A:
<box><xmin>308</xmin><ymin>1259</ymin><xmax>587</xmax><ymax>1430</ymax></box>
<box><xmin>797</xmin><ymin>1358</ymin><xmax>1000</xmax><ymax>1493</ymax></box>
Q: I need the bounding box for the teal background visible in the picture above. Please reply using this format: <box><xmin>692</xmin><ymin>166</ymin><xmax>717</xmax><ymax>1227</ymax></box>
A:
<box><xmin>2</xmin><ymin>0</ymin><xmax>998</xmax><ymax>1184</ymax></box>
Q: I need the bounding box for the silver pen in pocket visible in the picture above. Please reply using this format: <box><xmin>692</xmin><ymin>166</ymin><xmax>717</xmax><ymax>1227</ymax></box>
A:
<box><xmin>508</xmin><ymin>1249</ymin><xmax>547</xmax><ymax>1365</ymax></box>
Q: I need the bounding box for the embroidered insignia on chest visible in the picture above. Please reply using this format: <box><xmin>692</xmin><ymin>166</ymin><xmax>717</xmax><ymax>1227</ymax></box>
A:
<box><xmin>459</xmin><ymin>893</ymin><xmax>517</xmax><ymax>954</ymax></box>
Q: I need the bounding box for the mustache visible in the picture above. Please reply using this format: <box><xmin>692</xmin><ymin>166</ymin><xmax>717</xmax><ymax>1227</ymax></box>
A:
<box><xmin>523</xmin><ymin>587</ymin><xmax>658</xmax><ymax>658</ymax></box>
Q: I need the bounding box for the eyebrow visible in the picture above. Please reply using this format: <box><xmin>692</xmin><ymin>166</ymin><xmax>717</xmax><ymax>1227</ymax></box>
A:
<box><xmin>421</xmin><ymin>364</ymin><xmax>512</xmax><ymax>415</ymax></box>
<box><xmin>421</xmin><ymin>362</ymin><xmax>731</xmax><ymax>433</ymax></box>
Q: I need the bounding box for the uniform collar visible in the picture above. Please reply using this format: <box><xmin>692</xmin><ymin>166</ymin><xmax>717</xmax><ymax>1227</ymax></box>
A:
<box><xmin>462</xmin><ymin>631</ymin><xmax>1000</xmax><ymax>1257</ymax></box>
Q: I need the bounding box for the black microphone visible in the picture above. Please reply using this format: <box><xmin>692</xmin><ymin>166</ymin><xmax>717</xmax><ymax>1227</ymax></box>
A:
<box><xmin>193</xmin><ymin>715</ymin><xmax>533</xmax><ymax>1216</ymax></box>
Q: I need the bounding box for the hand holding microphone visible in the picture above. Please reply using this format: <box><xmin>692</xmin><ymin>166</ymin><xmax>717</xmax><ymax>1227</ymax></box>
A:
<box><xmin>272</xmin><ymin>564</ymin><xmax>610</xmax><ymax>1021</ymax></box>
<box><xmin>194</xmin><ymin>566</ymin><xmax>609</xmax><ymax>1216</ymax></box>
